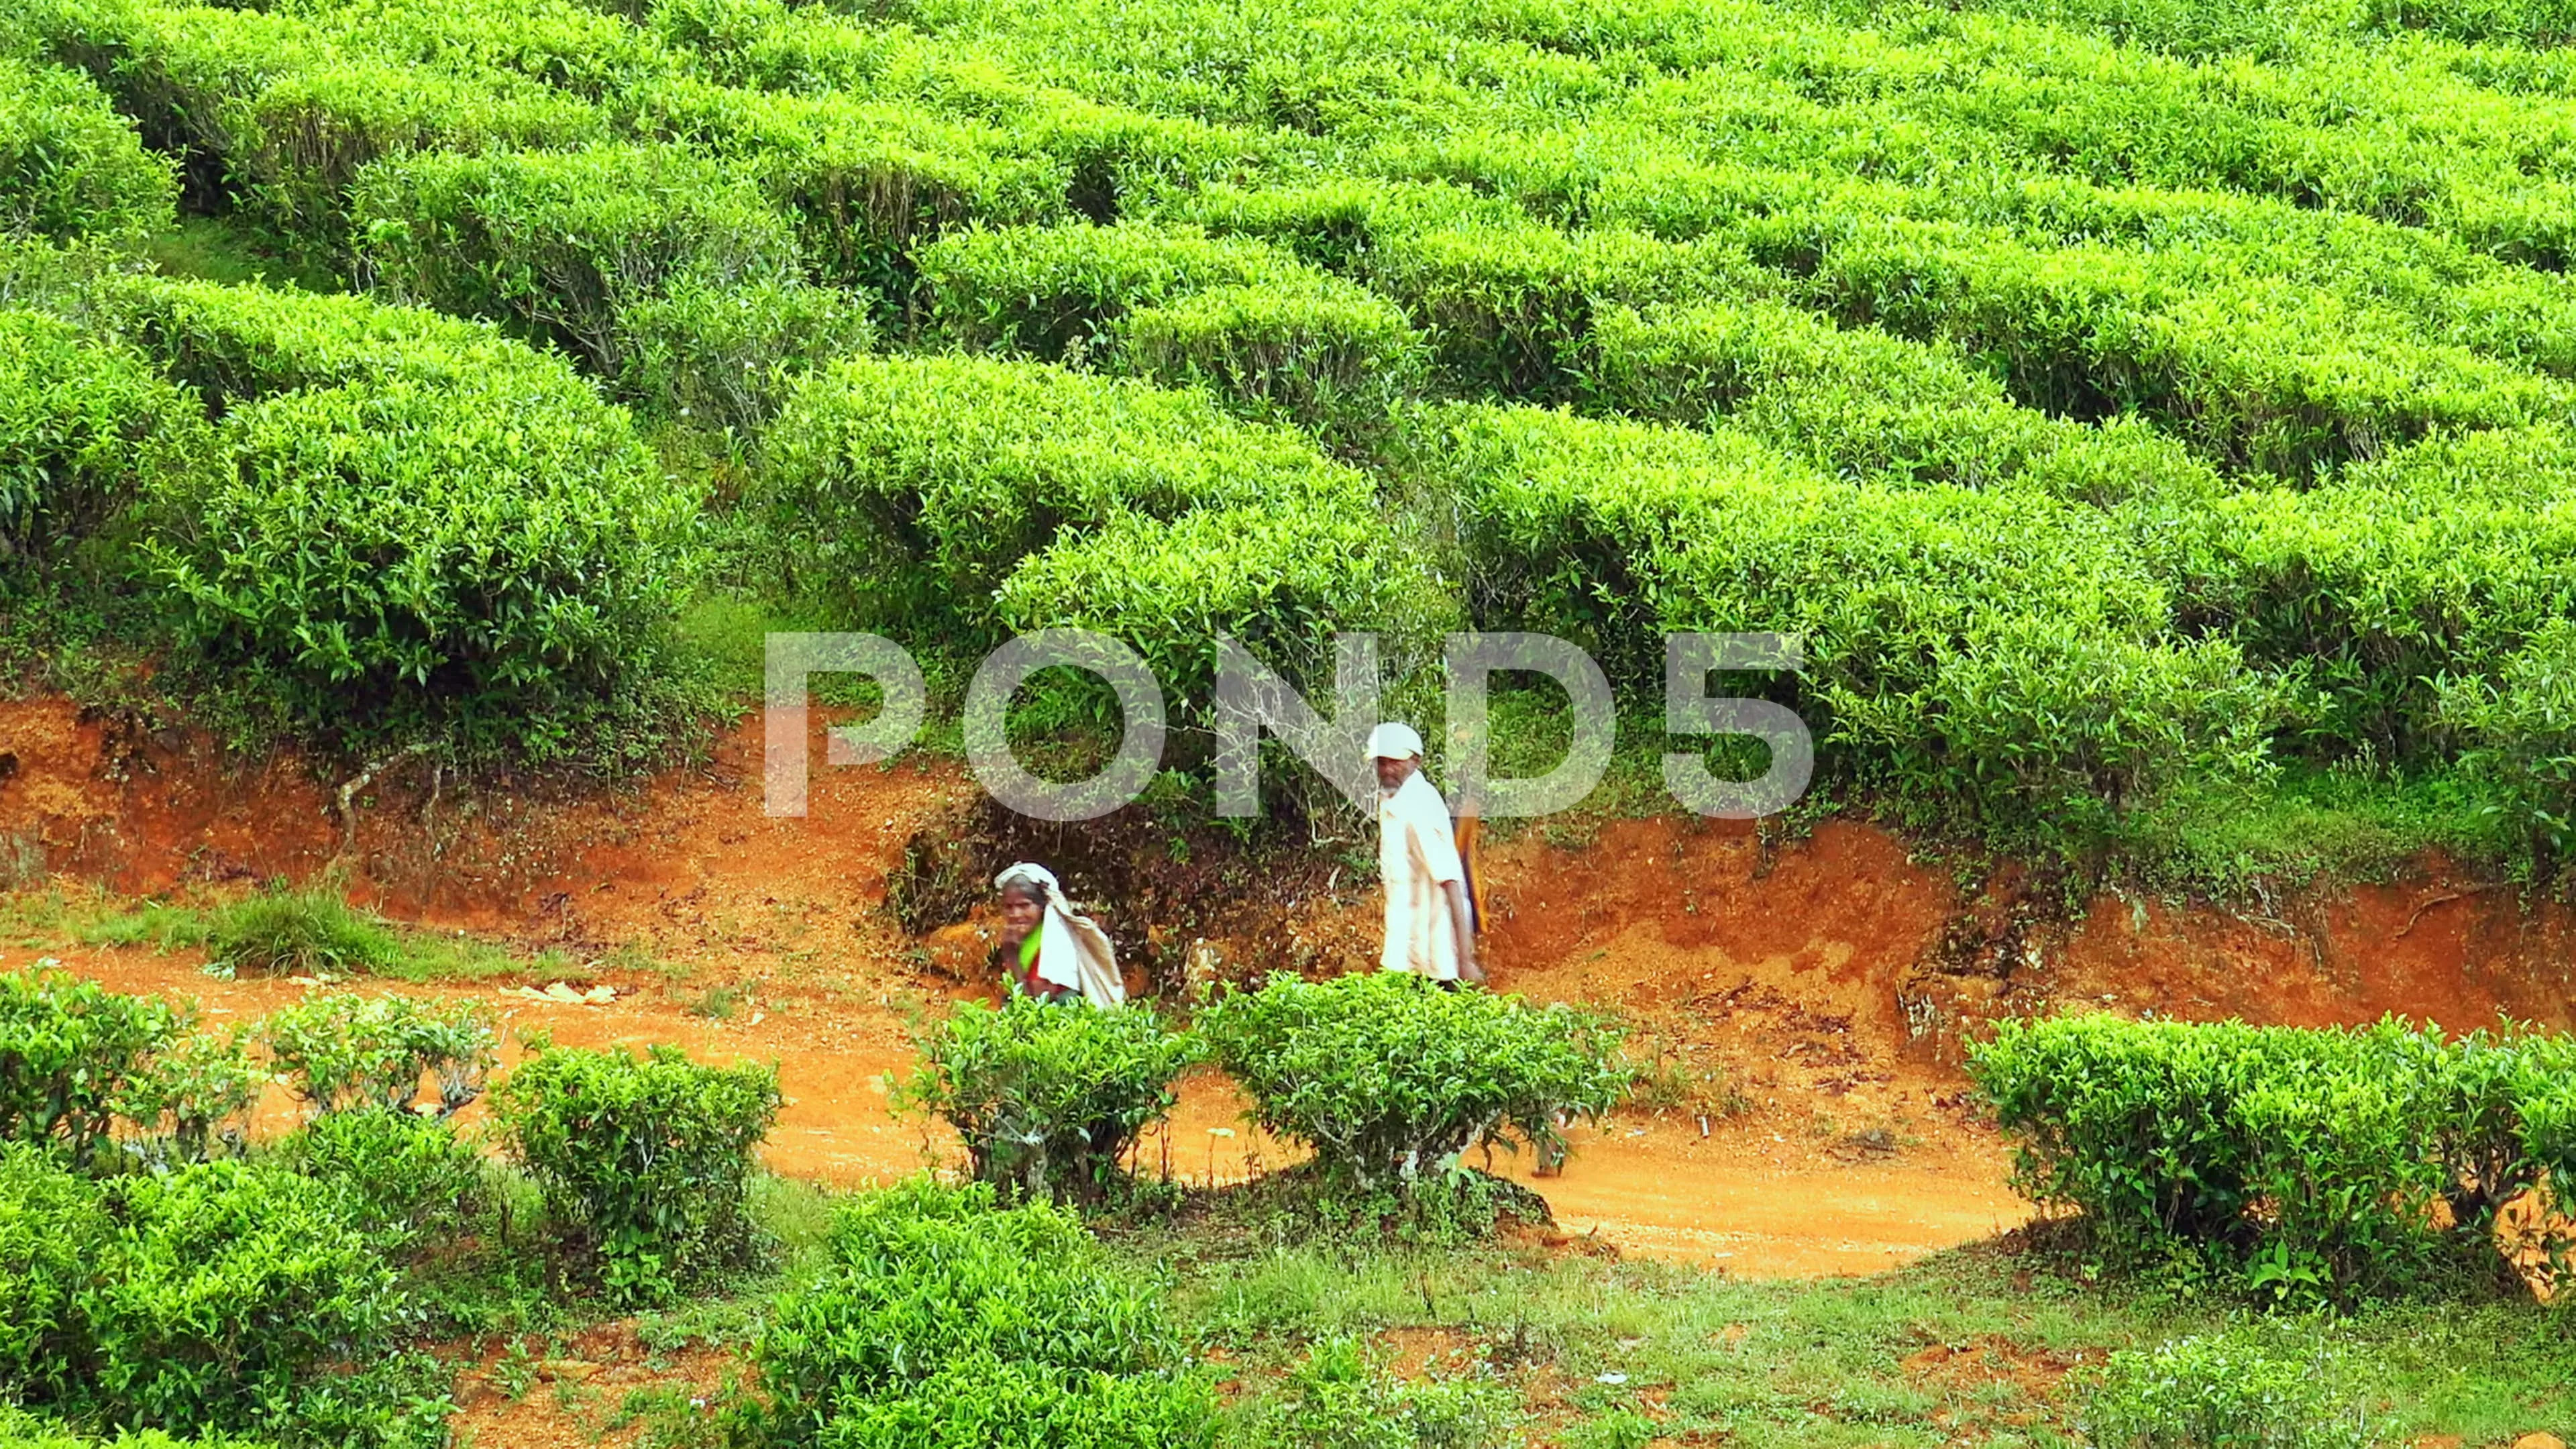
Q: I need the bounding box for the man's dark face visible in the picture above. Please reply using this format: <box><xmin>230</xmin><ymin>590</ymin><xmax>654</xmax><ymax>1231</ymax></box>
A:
<box><xmin>1375</xmin><ymin>754</ymin><xmax>1417</xmax><ymax>792</ymax></box>
<box><xmin>1000</xmin><ymin>889</ymin><xmax>1043</xmax><ymax>943</ymax></box>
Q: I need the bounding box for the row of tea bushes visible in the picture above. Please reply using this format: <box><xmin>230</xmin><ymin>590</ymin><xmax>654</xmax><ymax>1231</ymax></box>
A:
<box><xmin>0</xmin><ymin>54</ymin><xmax>172</xmax><ymax>249</ymax></box>
<box><xmin>759</xmin><ymin>354</ymin><xmax>1438</xmax><ymax>714</ymax></box>
<box><xmin>44</xmin><ymin>0</ymin><xmax>2576</xmax><ymax>496</ymax></box>
<box><xmin>1418</xmin><ymin>402</ymin><xmax>2285</xmax><ymax>839</ymax></box>
<box><xmin>0</xmin><ymin>967</ymin><xmax>785</xmax><ymax>1444</ymax></box>
<box><xmin>19</xmin><ymin>0</ymin><xmax>606</xmax><ymax>248</ymax></box>
<box><xmin>1971</xmin><ymin>1014</ymin><xmax>2576</xmax><ymax>1299</ymax></box>
<box><xmin>0</xmin><ymin>969</ymin><xmax>494</xmax><ymax>1169</ymax></box>
<box><xmin>1583</xmin><ymin>297</ymin><xmax>2226</xmax><ymax>508</ymax></box>
<box><xmin>909</xmin><ymin>972</ymin><xmax>1627</xmax><ymax>1208</ymax></box>
<box><xmin>915</xmin><ymin>220</ymin><xmax>1424</xmax><ymax>435</ymax></box>
<box><xmin>3</xmin><ymin>264</ymin><xmax>702</xmax><ymax>766</ymax></box>
<box><xmin>350</xmin><ymin>142</ymin><xmax>867</xmax><ymax>434</ymax></box>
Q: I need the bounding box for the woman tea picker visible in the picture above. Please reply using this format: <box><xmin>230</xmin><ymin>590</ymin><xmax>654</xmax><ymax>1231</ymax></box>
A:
<box><xmin>991</xmin><ymin>863</ymin><xmax>1126</xmax><ymax>1007</ymax></box>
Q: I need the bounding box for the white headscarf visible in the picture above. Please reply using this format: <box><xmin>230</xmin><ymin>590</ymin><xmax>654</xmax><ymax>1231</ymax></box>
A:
<box><xmin>994</xmin><ymin>863</ymin><xmax>1126</xmax><ymax>1007</ymax></box>
<box><xmin>1366</xmin><ymin>721</ymin><xmax>1424</xmax><ymax>761</ymax></box>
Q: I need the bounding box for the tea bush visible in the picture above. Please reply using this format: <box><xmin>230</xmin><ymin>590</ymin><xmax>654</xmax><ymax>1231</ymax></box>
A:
<box><xmin>2081</xmin><ymin>1328</ymin><xmax>2381</xmax><ymax>1449</ymax></box>
<box><xmin>610</xmin><ymin>268</ymin><xmax>871</xmax><ymax>436</ymax></box>
<box><xmin>2444</xmin><ymin>616</ymin><xmax>2576</xmax><ymax>865</ymax></box>
<box><xmin>87</xmin><ymin>274</ymin><xmax>572</xmax><ymax>405</ymax></box>
<box><xmin>0</xmin><ymin>968</ymin><xmax>179</xmax><ymax>1167</ymax></box>
<box><xmin>351</xmin><ymin>144</ymin><xmax>800</xmax><ymax>367</ymax></box>
<box><xmin>0</xmin><ymin>56</ymin><xmax>173</xmax><ymax>247</ymax></box>
<box><xmin>21</xmin><ymin>0</ymin><xmax>604</xmax><ymax>246</ymax></box>
<box><xmin>808</xmin><ymin>1358</ymin><xmax>1219</xmax><ymax>1449</ymax></box>
<box><xmin>1250</xmin><ymin>1337</ymin><xmax>1511</xmax><ymax>1449</ymax></box>
<box><xmin>1970</xmin><ymin>1015</ymin><xmax>2576</xmax><ymax>1297</ymax></box>
<box><xmin>1583</xmin><ymin>299</ymin><xmax>2223</xmax><ymax>508</ymax></box>
<box><xmin>262</xmin><ymin>991</ymin><xmax>496</xmax><ymax>1118</ymax></box>
<box><xmin>1734</xmin><ymin>209</ymin><xmax>2570</xmax><ymax>482</ymax></box>
<box><xmin>491</xmin><ymin>1042</ymin><xmax>780</xmax><ymax>1304</ymax></box>
<box><xmin>300</xmin><ymin>0</ymin><xmax>672</xmax><ymax>103</ymax></box>
<box><xmin>917</xmin><ymin>221</ymin><xmax>1294</xmax><ymax>360</ymax></box>
<box><xmin>0</xmin><ymin>308</ymin><xmax>209</xmax><ymax>574</ymax></box>
<box><xmin>353</xmin><ymin>143</ymin><xmax>867</xmax><ymax>431</ymax></box>
<box><xmin>76</xmin><ymin>1160</ymin><xmax>425</xmax><ymax>1442</ymax></box>
<box><xmin>916</xmin><ymin>221</ymin><xmax>1427</xmax><ymax>433</ymax></box>
<box><xmin>0</xmin><ymin>1144</ymin><xmax>438</xmax><ymax>1448</ymax></box>
<box><xmin>0</xmin><ymin>1403</ymin><xmax>272</xmax><ymax>1446</ymax></box>
<box><xmin>1167</xmin><ymin>177</ymin><xmax>1515</xmax><ymax>274</ymax></box>
<box><xmin>2171</xmin><ymin>429</ymin><xmax>2576</xmax><ymax>765</ymax></box>
<box><xmin>275</xmin><ymin>1108</ymin><xmax>490</xmax><ymax>1254</ymax></box>
<box><xmin>903</xmin><ymin>993</ymin><xmax>1201</xmax><ymax>1201</ymax></box>
<box><xmin>0</xmin><ymin>1141</ymin><xmax>103</xmax><ymax>1403</ymax></box>
<box><xmin>1199</xmin><ymin>972</ymin><xmax>1625</xmax><ymax>1193</ymax></box>
<box><xmin>625</xmin><ymin>78</ymin><xmax>1065</xmax><ymax>295</ymax></box>
<box><xmin>743</xmin><ymin>1177</ymin><xmax>1207</xmax><ymax>1448</ymax></box>
<box><xmin>759</xmin><ymin>354</ymin><xmax>1354</xmax><ymax>640</ymax></box>
<box><xmin>646</xmin><ymin>0</ymin><xmax>899</xmax><ymax>91</ymax></box>
<box><xmin>142</xmin><ymin>370</ymin><xmax>700</xmax><ymax>760</ymax></box>
<box><xmin>1362</xmin><ymin>222</ymin><xmax>1754</xmax><ymax>400</ymax></box>
<box><xmin>996</xmin><ymin>502</ymin><xmax>1454</xmax><ymax>722</ymax></box>
<box><xmin>110</xmin><ymin>1025</ymin><xmax>260</xmax><ymax>1167</ymax></box>
<box><xmin>1425</xmin><ymin>403</ymin><xmax>2283</xmax><ymax>840</ymax></box>
<box><xmin>1120</xmin><ymin>284</ymin><xmax>1427</xmax><ymax>437</ymax></box>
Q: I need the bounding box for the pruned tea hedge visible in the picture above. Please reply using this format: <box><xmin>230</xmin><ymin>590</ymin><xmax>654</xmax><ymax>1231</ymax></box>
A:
<box><xmin>492</xmin><ymin>1042</ymin><xmax>781</xmax><ymax>1304</ymax></box>
<box><xmin>88</xmin><ymin>274</ymin><xmax>577</xmax><ymax>405</ymax></box>
<box><xmin>760</xmin><ymin>354</ymin><xmax>1355</xmax><ymax>643</ymax></box>
<box><xmin>1425</xmin><ymin>404</ymin><xmax>2284</xmax><ymax>837</ymax></box>
<box><xmin>904</xmin><ymin>993</ymin><xmax>1201</xmax><ymax>1202</ymax></box>
<box><xmin>1199</xmin><ymin>971</ymin><xmax>1625</xmax><ymax>1192</ymax></box>
<box><xmin>144</xmin><ymin>371</ymin><xmax>698</xmax><ymax>757</ymax></box>
<box><xmin>353</xmin><ymin>142</ymin><xmax>865</xmax><ymax>430</ymax></box>
<box><xmin>1970</xmin><ymin>1014</ymin><xmax>2576</xmax><ymax>1298</ymax></box>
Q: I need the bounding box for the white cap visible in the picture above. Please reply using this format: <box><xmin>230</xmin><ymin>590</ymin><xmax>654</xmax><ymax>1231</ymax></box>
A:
<box><xmin>1366</xmin><ymin>722</ymin><xmax>1424</xmax><ymax>760</ymax></box>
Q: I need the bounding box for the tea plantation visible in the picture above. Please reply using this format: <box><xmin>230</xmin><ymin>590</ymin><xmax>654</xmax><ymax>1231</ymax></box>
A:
<box><xmin>6</xmin><ymin>0</ymin><xmax>2576</xmax><ymax>1440</ymax></box>
<box><xmin>1</xmin><ymin>0</ymin><xmax>2575</xmax><ymax>875</ymax></box>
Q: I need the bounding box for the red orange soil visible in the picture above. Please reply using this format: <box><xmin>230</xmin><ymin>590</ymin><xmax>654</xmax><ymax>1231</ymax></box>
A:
<box><xmin>445</xmin><ymin>1320</ymin><xmax>735</xmax><ymax>1449</ymax></box>
<box><xmin>7</xmin><ymin>696</ymin><xmax>2572</xmax><ymax>1279</ymax></box>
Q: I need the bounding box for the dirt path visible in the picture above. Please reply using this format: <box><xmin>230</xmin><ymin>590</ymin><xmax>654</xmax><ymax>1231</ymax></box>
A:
<box><xmin>48</xmin><ymin>934</ymin><xmax>2023</xmax><ymax>1279</ymax></box>
<box><xmin>13</xmin><ymin>695</ymin><xmax>2571</xmax><ymax>1277</ymax></box>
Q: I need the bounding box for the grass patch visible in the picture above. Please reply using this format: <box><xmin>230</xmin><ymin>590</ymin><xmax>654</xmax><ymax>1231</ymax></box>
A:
<box><xmin>686</xmin><ymin>981</ymin><xmax>752</xmax><ymax>1020</ymax></box>
<box><xmin>381</xmin><ymin>928</ymin><xmax>539</xmax><ymax>984</ymax></box>
<box><xmin>1108</xmin><ymin>1208</ymin><xmax>2576</xmax><ymax>1448</ymax></box>
<box><xmin>2113</xmin><ymin>764</ymin><xmax>2521</xmax><ymax>896</ymax></box>
<box><xmin>3</xmin><ymin>882</ymin><xmax>574</xmax><ymax>983</ymax></box>
<box><xmin>201</xmin><ymin>884</ymin><xmax>404</xmax><ymax>976</ymax></box>
<box><xmin>1621</xmin><ymin>1034</ymin><xmax>1750</xmax><ymax>1122</ymax></box>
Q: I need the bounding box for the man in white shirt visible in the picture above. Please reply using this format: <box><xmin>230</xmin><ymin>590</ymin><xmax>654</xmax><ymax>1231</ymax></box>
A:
<box><xmin>1369</xmin><ymin>722</ymin><xmax>1480</xmax><ymax>986</ymax></box>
